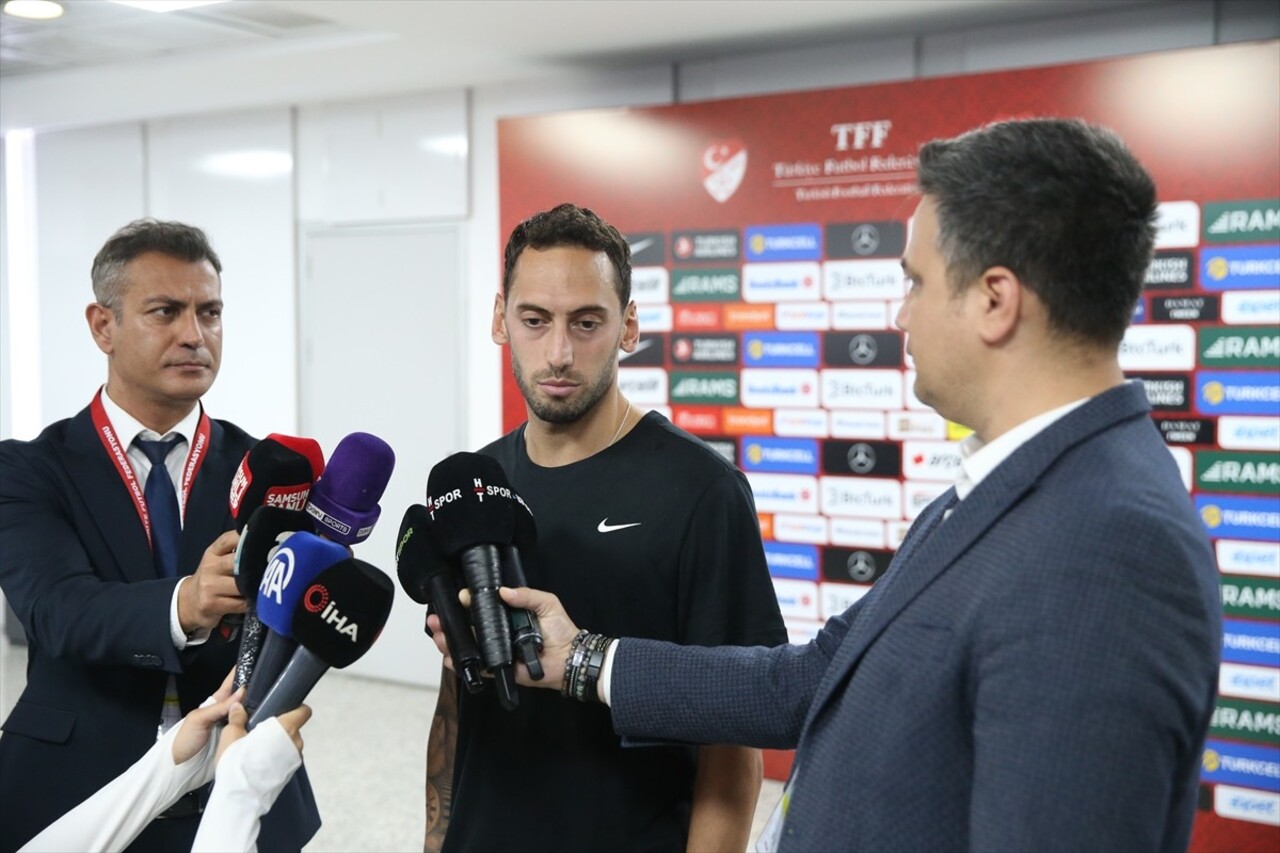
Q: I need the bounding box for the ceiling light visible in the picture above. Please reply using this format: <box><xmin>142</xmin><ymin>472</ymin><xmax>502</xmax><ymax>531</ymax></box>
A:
<box><xmin>110</xmin><ymin>0</ymin><xmax>229</xmax><ymax>12</ymax></box>
<box><xmin>3</xmin><ymin>1</ymin><xmax>64</xmax><ymax>20</ymax></box>
<box><xmin>198</xmin><ymin>150</ymin><xmax>293</xmax><ymax>179</ymax></box>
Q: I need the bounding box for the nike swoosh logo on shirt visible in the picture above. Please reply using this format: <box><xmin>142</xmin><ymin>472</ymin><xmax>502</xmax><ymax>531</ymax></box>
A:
<box><xmin>597</xmin><ymin>518</ymin><xmax>642</xmax><ymax>533</ymax></box>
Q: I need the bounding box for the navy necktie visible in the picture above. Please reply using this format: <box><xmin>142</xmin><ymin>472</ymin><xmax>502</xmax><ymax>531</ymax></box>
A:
<box><xmin>137</xmin><ymin>436</ymin><xmax>183</xmax><ymax>579</ymax></box>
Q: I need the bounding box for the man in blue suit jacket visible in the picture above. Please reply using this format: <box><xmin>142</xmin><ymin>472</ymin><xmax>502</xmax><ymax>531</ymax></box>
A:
<box><xmin>437</xmin><ymin>120</ymin><xmax>1222</xmax><ymax>851</ymax></box>
<box><xmin>0</xmin><ymin>220</ymin><xmax>319</xmax><ymax>852</ymax></box>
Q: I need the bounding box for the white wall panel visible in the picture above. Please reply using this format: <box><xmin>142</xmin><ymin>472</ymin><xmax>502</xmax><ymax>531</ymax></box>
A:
<box><xmin>297</xmin><ymin>90</ymin><xmax>468</xmax><ymax>225</ymax></box>
<box><xmin>33</xmin><ymin>124</ymin><xmax>146</xmax><ymax>426</ymax></box>
<box><xmin>146</xmin><ymin>108</ymin><xmax>296</xmax><ymax>438</ymax></box>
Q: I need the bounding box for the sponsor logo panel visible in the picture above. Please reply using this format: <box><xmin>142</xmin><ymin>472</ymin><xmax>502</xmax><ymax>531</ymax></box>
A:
<box><xmin>823</xmin><ymin>331</ymin><xmax>903</xmax><ymax>368</ymax></box>
<box><xmin>823</xmin><ymin>258</ymin><xmax>906</xmax><ymax>301</ymax></box>
<box><xmin>1155</xmin><ymin>417</ymin><xmax>1217</xmax><ymax>446</ymax></box>
<box><xmin>1200</xmin><ymin>326</ymin><xmax>1280</xmax><ymax>368</ymax></box>
<box><xmin>621</xmin><ymin>333</ymin><xmax>666</xmax><ymax>367</ymax></box>
<box><xmin>774</xmin><ymin>408</ymin><xmax>829</xmax><ymax>438</ymax></box>
<box><xmin>671</xmin><ymin>268</ymin><xmax>741</xmax><ymax>302</ymax></box>
<box><xmin>822</xmin><ymin>546</ymin><xmax>894</xmax><ymax>584</ymax></box>
<box><xmin>886</xmin><ymin>519</ymin><xmax>912</xmax><ymax>550</ymax></box>
<box><xmin>1196</xmin><ymin>371</ymin><xmax>1280</xmax><ymax>416</ymax></box>
<box><xmin>670</xmin><ymin>370</ymin><xmax>739</xmax><ymax>404</ymax></box>
<box><xmin>745</xmin><ymin>224</ymin><xmax>823</xmax><ymax>262</ymax></box>
<box><xmin>820</xmin><ymin>475</ymin><xmax>902</xmax><ymax>519</ymax></box>
<box><xmin>904</xmin><ymin>481</ymin><xmax>951</xmax><ymax>519</ymax></box>
<box><xmin>1197</xmin><ymin>451</ymin><xmax>1280</xmax><ymax>494</ymax></box>
<box><xmin>630</xmin><ymin>266</ymin><xmax>670</xmax><ymax>304</ymax></box>
<box><xmin>672</xmin><ymin>229</ymin><xmax>740</xmax><ymax>262</ymax></box>
<box><xmin>671</xmin><ymin>333</ymin><xmax>738</xmax><ymax>365</ymax></box>
<box><xmin>1213</xmin><ymin>784</ymin><xmax>1280</xmax><ymax>827</ymax></box>
<box><xmin>1221</xmin><ymin>617</ymin><xmax>1280</xmax><ymax>668</ymax></box>
<box><xmin>1131</xmin><ymin>372</ymin><xmax>1191</xmax><ymax>412</ymax></box>
<box><xmin>743</xmin><ymin>332</ymin><xmax>821</xmax><ymax>368</ymax></box>
<box><xmin>1211</xmin><ymin>696</ymin><xmax>1280</xmax><ymax>745</ymax></box>
<box><xmin>723</xmin><ymin>408</ymin><xmax>774</xmax><ymax>435</ymax></box>
<box><xmin>763</xmin><ymin>541</ymin><xmax>820</xmax><ymax>580</ymax></box>
<box><xmin>776</xmin><ymin>302</ymin><xmax>832</xmax><ymax>330</ymax></box>
<box><xmin>1201</xmin><ymin>245</ymin><xmax>1280</xmax><ymax>291</ymax></box>
<box><xmin>739</xmin><ymin>368</ymin><xmax>820</xmax><ymax>408</ymax></box>
<box><xmin>774</xmin><ymin>514</ymin><xmax>829</xmax><ymax>546</ymax></box>
<box><xmin>1218</xmin><ymin>540</ymin><xmax>1280</xmax><ymax>578</ymax></box>
<box><xmin>772</xmin><ymin>577</ymin><xmax>820</xmax><ymax>620</ymax></box>
<box><xmin>674</xmin><ymin>304</ymin><xmax>723</xmax><ymax>331</ymax></box>
<box><xmin>636</xmin><ymin>304</ymin><xmax>673</xmax><ymax>332</ymax></box>
<box><xmin>822</xmin><ymin>369</ymin><xmax>902</xmax><ymax>410</ymax></box>
<box><xmin>821</xmin><ymin>439</ymin><xmax>901</xmax><ymax>477</ymax></box>
<box><xmin>702</xmin><ymin>437</ymin><xmax>736</xmax><ymax>466</ymax></box>
<box><xmin>825</xmin><ymin>220</ymin><xmax>907</xmax><ymax>259</ymax></box>
<box><xmin>617</xmin><ymin>368</ymin><xmax>668</xmax><ymax>405</ymax></box>
<box><xmin>671</xmin><ymin>406</ymin><xmax>721</xmax><ymax>435</ymax></box>
<box><xmin>888</xmin><ymin>411</ymin><xmax>948</xmax><ymax>440</ymax></box>
<box><xmin>830</xmin><ymin>410</ymin><xmax>888</xmax><ymax>439</ymax></box>
<box><xmin>741</xmin><ymin>436</ymin><xmax>820</xmax><ymax>475</ymax></box>
<box><xmin>821</xmin><ymin>583</ymin><xmax>870</xmax><ymax>620</ymax></box>
<box><xmin>903</xmin><ymin>440</ymin><xmax>964</xmax><ymax>482</ymax></box>
<box><xmin>742</xmin><ymin>261</ymin><xmax>822</xmax><ymax>302</ymax></box>
<box><xmin>1168</xmin><ymin>446</ymin><xmax>1193</xmax><ymax>491</ymax></box>
<box><xmin>1131</xmin><ymin>298</ymin><xmax>1147</xmax><ymax>325</ymax></box>
<box><xmin>747</xmin><ymin>473</ymin><xmax>818</xmax><ymax>514</ymax></box>
<box><xmin>723</xmin><ymin>303</ymin><xmax>777</xmax><ymax>330</ymax></box>
<box><xmin>625</xmin><ymin>232</ymin><xmax>665</xmax><ymax>266</ymax></box>
<box><xmin>1203</xmin><ymin>199</ymin><xmax>1280</xmax><ymax>244</ymax></box>
<box><xmin>1219</xmin><ymin>662</ymin><xmax>1280</xmax><ymax>702</ymax></box>
<box><xmin>1200</xmin><ymin>739</ymin><xmax>1280</xmax><ymax>793</ymax></box>
<box><xmin>832</xmin><ymin>301</ymin><xmax>889</xmax><ymax>330</ymax></box>
<box><xmin>1197</xmin><ymin>494</ymin><xmax>1280</xmax><ymax>542</ymax></box>
<box><xmin>1223</xmin><ymin>290</ymin><xmax>1280</xmax><ymax>325</ymax></box>
<box><xmin>757</xmin><ymin>513</ymin><xmax>773</xmax><ymax>540</ymax></box>
<box><xmin>1153</xmin><ymin>294</ymin><xmax>1220</xmax><ymax>323</ymax></box>
<box><xmin>1143</xmin><ymin>250</ymin><xmax>1196</xmax><ymax>289</ymax></box>
<box><xmin>830</xmin><ymin>517</ymin><xmax>886</xmax><ymax>548</ymax></box>
<box><xmin>1223</xmin><ymin>575</ymin><xmax>1280</xmax><ymax>621</ymax></box>
<box><xmin>1218</xmin><ymin>416</ymin><xmax>1280</xmax><ymax>451</ymax></box>
<box><xmin>1153</xmin><ymin>201</ymin><xmax>1200</xmax><ymax>249</ymax></box>
<box><xmin>1118</xmin><ymin>324</ymin><xmax>1196</xmax><ymax>371</ymax></box>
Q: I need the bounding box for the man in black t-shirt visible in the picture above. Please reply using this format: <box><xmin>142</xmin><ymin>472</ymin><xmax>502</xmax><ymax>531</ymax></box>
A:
<box><xmin>424</xmin><ymin>203</ymin><xmax>786</xmax><ymax>852</ymax></box>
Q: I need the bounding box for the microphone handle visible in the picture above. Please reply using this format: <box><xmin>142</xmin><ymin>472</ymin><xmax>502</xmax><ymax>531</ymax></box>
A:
<box><xmin>243</xmin><ymin>631</ymin><xmax>298</xmax><ymax>715</ymax></box>
<box><xmin>501</xmin><ymin>545</ymin><xmax>544</xmax><ymax>680</ymax></box>
<box><xmin>232</xmin><ymin>611</ymin><xmax>266</xmax><ymax>690</ymax></box>
<box><xmin>459</xmin><ymin>545</ymin><xmax>513</xmax><ymax>674</ymax></box>
<box><xmin>248</xmin><ymin>645</ymin><xmax>328</xmax><ymax>730</ymax></box>
<box><xmin>427</xmin><ymin>572</ymin><xmax>486</xmax><ymax>693</ymax></box>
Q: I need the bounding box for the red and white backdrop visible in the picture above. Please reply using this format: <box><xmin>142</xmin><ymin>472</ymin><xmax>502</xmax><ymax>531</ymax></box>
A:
<box><xmin>497</xmin><ymin>41</ymin><xmax>1280</xmax><ymax>850</ymax></box>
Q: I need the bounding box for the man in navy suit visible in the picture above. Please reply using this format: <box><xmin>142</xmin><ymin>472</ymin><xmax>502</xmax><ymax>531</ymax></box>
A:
<box><xmin>433</xmin><ymin>119</ymin><xmax>1222</xmax><ymax>851</ymax></box>
<box><xmin>0</xmin><ymin>220</ymin><xmax>319</xmax><ymax>852</ymax></box>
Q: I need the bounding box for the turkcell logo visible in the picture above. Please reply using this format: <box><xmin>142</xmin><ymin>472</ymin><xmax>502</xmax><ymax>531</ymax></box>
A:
<box><xmin>1212</xmin><ymin>697</ymin><xmax>1280</xmax><ymax>745</ymax></box>
<box><xmin>741</xmin><ymin>436</ymin><xmax>819</xmax><ymax>475</ymax></box>
<box><xmin>743</xmin><ymin>332</ymin><xmax>820</xmax><ymax>367</ymax></box>
<box><xmin>1222</xmin><ymin>618</ymin><xmax>1280</xmax><ymax>668</ymax></box>
<box><xmin>1197</xmin><ymin>494</ymin><xmax>1280</xmax><ymax>542</ymax></box>
<box><xmin>1200</xmin><ymin>326</ymin><xmax>1280</xmax><ymax>368</ymax></box>
<box><xmin>1203</xmin><ymin>199</ymin><xmax>1280</xmax><ymax>243</ymax></box>
<box><xmin>764</xmin><ymin>541</ymin><xmax>819</xmax><ymax>581</ymax></box>
<box><xmin>1201</xmin><ymin>739</ymin><xmax>1280</xmax><ymax>793</ymax></box>
<box><xmin>1196</xmin><ymin>371</ymin><xmax>1280</xmax><ymax>416</ymax></box>
<box><xmin>1223</xmin><ymin>576</ymin><xmax>1280</xmax><ymax>620</ymax></box>
<box><xmin>1200</xmin><ymin>245</ymin><xmax>1280</xmax><ymax>290</ymax></box>
<box><xmin>671</xmin><ymin>268</ymin><xmax>741</xmax><ymax>302</ymax></box>
<box><xmin>669</xmin><ymin>371</ymin><xmax>739</xmax><ymax>404</ymax></box>
<box><xmin>1196</xmin><ymin>451</ymin><xmax>1280</xmax><ymax>494</ymax></box>
<box><xmin>745</xmin><ymin>223</ymin><xmax>823</xmax><ymax>261</ymax></box>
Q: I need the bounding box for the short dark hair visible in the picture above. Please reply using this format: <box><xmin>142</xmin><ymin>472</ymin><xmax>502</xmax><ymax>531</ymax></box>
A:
<box><xmin>917</xmin><ymin>118</ymin><xmax>1157</xmax><ymax>347</ymax></box>
<box><xmin>502</xmin><ymin>203</ymin><xmax>631</xmax><ymax>306</ymax></box>
<box><xmin>91</xmin><ymin>219</ymin><xmax>222</xmax><ymax>317</ymax></box>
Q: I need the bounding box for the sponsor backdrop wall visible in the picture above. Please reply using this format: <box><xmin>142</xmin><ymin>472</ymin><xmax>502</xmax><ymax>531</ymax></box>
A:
<box><xmin>497</xmin><ymin>41</ymin><xmax>1280</xmax><ymax>849</ymax></box>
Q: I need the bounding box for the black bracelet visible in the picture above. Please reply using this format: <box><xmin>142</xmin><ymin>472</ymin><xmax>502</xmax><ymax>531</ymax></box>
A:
<box><xmin>561</xmin><ymin>630</ymin><xmax>589</xmax><ymax>699</ymax></box>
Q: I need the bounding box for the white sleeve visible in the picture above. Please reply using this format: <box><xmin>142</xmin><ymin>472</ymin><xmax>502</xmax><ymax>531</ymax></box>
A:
<box><xmin>20</xmin><ymin>720</ymin><xmax>219</xmax><ymax>853</ymax></box>
<box><xmin>192</xmin><ymin>718</ymin><xmax>302</xmax><ymax>853</ymax></box>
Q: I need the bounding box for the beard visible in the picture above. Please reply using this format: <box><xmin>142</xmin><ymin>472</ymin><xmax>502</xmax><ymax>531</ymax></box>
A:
<box><xmin>512</xmin><ymin>356</ymin><xmax>616</xmax><ymax>425</ymax></box>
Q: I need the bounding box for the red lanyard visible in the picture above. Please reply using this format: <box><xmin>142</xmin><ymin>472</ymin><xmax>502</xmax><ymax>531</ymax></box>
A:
<box><xmin>89</xmin><ymin>388</ymin><xmax>212</xmax><ymax>549</ymax></box>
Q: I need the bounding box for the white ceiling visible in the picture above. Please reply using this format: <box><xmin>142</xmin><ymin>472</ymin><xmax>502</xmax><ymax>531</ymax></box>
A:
<box><xmin>1</xmin><ymin>0</ymin><xmax>1155</xmax><ymax>81</ymax></box>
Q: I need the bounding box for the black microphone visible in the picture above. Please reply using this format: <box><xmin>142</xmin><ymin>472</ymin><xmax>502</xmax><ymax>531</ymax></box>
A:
<box><xmin>228</xmin><ymin>434</ymin><xmax>325</xmax><ymax>531</ymax></box>
<box><xmin>248</xmin><ymin>557</ymin><xmax>394</xmax><ymax>728</ymax></box>
<box><xmin>395</xmin><ymin>505</ymin><xmax>485</xmax><ymax>693</ymax></box>
<box><xmin>502</xmin><ymin>486</ymin><xmax>544</xmax><ymax>680</ymax></box>
<box><xmin>231</xmin><ymin>505</ymin><xmax>312</xmax><ymax>689</ymax></box>
<box><xmin>426</xmin><ymin>452</ymin><xmax>519</xmax><ymax>710</ymax></box>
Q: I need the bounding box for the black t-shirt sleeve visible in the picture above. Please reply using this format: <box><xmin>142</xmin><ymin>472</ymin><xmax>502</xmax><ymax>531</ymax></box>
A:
<box><xmin>675</xmin><ymin>466</ymin><xmax>788</xmax><ymax>648</ymax></box>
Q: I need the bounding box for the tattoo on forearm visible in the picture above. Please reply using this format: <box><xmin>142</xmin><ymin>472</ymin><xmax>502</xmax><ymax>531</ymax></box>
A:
<box><xmin>424</xmin><ymin>675</ymin><xmax>458</xmax><ymax>853</ymax></box>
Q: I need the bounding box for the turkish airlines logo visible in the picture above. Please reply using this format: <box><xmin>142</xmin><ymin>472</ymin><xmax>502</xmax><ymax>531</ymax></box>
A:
<box><xmin>702</xmin><ymin>139</ymin><xmax>747</xmax><ymax>203</ymax></box>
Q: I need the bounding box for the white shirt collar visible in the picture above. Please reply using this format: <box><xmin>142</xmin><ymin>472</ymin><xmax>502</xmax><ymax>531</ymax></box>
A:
<box><xmin>954</xmin><ymin>396</ymin><xmax>1091</xmax><ymax>500</ymax></box>
<box><xmin>99</xmin><ymin>385</ymin><xmax>200</xmax><ymax>447</ymax></box>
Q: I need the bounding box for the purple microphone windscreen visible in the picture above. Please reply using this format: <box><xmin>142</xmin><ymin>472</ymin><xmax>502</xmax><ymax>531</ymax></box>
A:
<box><xmin>306</xmin><ymin>432</ymin><xmax>395</xmax><ymax>545</ymax></box>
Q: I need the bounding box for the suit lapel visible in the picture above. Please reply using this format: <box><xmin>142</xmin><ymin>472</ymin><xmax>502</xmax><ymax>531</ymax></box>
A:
<box><xmin>60</xmin><ymin>407</ymin><xmax>155</xmax><ymax>583</ymax></box>
<box><xmin>800</xmin><ymin>382</ymin><xmax>1152</xmax><ymax>734</ymax></box>
<box><xmin>179</xmin><ymin>418</ymin><xmax>236</xmax><ymax>578</ymax></box>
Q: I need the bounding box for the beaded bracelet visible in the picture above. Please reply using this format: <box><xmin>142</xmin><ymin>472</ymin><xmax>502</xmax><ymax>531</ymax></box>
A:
<box><xmin>561</xmin><ymin>630</ymin><xmax>614</xmax><ymax>703</ymax></box>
